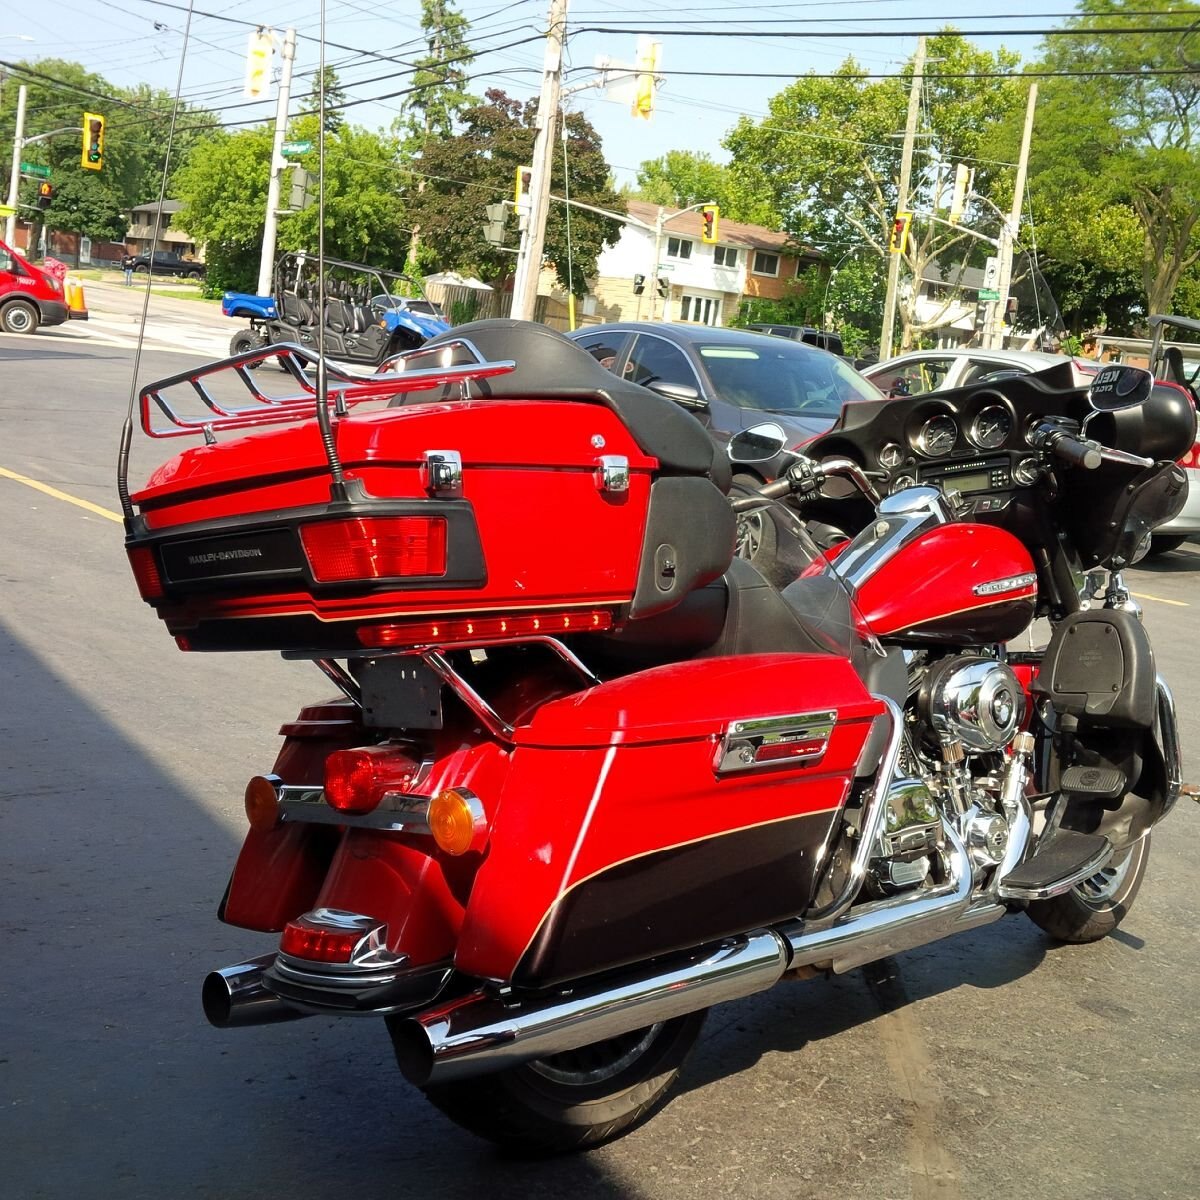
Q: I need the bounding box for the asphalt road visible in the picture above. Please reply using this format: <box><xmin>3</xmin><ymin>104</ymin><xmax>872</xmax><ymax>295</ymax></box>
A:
<box><xmin>2</xmin><ymin>332</ymin><xmax>1199</xmax><ymax>1200</ymax></box>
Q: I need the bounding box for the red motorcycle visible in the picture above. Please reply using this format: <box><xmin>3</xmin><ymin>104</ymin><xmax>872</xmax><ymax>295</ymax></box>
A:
<box><xmin>120</xmin><ymin>320</ymin><xmax>1192</xmax><ymax>1154</ymax></box>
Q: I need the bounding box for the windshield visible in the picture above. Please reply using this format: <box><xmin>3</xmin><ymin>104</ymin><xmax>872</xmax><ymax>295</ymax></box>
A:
<box><xmin>699</xmin><ymin>343</ymin><xmax>882</xmax><ymax>418</ymax></box>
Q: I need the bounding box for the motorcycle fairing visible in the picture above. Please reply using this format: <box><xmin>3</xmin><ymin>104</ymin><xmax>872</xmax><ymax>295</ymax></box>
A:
<box><xmin>453</xmin><ymin>653</ymin><xmax>884</xmax><ymax>986</ymax></box>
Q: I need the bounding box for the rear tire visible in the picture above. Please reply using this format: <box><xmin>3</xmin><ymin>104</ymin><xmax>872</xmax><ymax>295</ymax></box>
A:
<box><xmin>403</xmin><ymin>1010</ymin><xmax>706</xmax><ymax>1155</ymax></box>
<box><xmin>1148</xmin><ymin>534</ymin><xmax>1187</xmax><ymax>556</ymax></box>
<box><xmin>0</xmin><ymin>299</ymin><xmax>39</xmax><ymax>334</ymax></box>
<box><xmin>1024</xmin><ymin>833</ymin><xmax>1150</xmax><ymax>944</ymax></box>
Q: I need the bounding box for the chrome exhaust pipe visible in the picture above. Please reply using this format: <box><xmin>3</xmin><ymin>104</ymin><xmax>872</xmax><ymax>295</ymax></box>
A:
<box><xmin>202</xmin><ymin>954</ymin><xmax>308</xmax><ymax>1028</ymax></box>
<box><xmin>393</xmin><ymin>931</ymin><xmax>791</xmax><ymax>1086</ymax></box>
<box><xmin>395</xmin><ymin>823</ymin><xmax>1004</xmax><ymax>1087</ymax></box>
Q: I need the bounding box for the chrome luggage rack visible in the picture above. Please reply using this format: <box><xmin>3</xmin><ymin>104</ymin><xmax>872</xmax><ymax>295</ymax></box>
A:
<box><xmin>118</xmin><ymin>337</ymin><xmax>514</xmax><ymax>520</ymax></box>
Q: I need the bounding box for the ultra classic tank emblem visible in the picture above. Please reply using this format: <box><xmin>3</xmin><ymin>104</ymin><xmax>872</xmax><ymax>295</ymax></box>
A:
<box><xmin>971</xmin><ymin>572</ymin><xmax>1038</xmax><ymax>598</ymax></box>
<box><xmin>714</xmin><ymin>710</ymin><xmax>837</xmax><ymax>776</ymax></box>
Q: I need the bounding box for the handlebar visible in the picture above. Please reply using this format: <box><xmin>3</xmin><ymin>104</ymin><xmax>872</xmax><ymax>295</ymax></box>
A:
<box><xmin>729</xmin><ymin>455</ymin><xmax>882</xmax><ymax>512</ymax></box>
<box><xmin>1050</xmin><ymin>434</ymin><xmax>1102</xmax><ymax>471</ymax></box>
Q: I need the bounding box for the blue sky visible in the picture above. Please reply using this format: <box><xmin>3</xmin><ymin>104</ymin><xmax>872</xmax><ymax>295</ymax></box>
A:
<box><xmin>6</xmin><ymin>1</ymin><xmax>1072</xmax><ymax>186</ymax></box>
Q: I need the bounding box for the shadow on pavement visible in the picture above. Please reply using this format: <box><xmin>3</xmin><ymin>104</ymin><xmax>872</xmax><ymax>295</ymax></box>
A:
<box><xmin>0</xmin><ymin>622</ymin><xmax>643</xmax><ymax>1200</ymax></box>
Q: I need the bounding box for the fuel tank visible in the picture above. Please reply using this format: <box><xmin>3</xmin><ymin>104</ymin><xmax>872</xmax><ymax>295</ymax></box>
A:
<box><xmin>855</xmin><ymin>523</ymin><xmax>1038</xmax><ymax>646</ymax></box>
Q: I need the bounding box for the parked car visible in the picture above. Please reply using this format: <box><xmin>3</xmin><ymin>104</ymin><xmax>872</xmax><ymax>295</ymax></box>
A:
<box><xmin>1144</xmin><ymin>314</ymin><xmax>1200</xmax><ymax>555</ymax></box>
<box><xmin>0</xmin><ymin>238</ymin><xmax>75</xmax><ymax>334</ymax></box>
<box><xmin>861</xmin><ymin>347</ymin><xmax>1098</xmax><ymax>397</ymax></box>
<box><xmin>121</xmin><ymin>251</ymin><xmax>206</xmax><ymax>280</ymax></box>
<box><xmin>567</xmin><ymin>322</ymin><xmax>883</xmax><ymax>566</ymax></box>
<box><xmin>745</xmin><ymin>323</ymin><xmax>845</xmax><ymax>356</ymax></box>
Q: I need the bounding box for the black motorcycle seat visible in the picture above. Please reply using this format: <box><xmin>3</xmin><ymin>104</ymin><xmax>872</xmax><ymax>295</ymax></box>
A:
<box><xmin>395</xmin><ymin>319</ymin><xmax>731</xmax><ymax>492</ymax></box>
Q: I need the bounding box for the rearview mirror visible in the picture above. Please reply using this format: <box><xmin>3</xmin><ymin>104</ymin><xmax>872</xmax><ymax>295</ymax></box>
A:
<box><xmin>728</xmin><ymin>423</ymin><xmax>787</xmax><ymax>464</ymax></box>
<box><xmin>1088</xmin><ymin>364</ymin><xmax>1154</xmax><ymax>412</ymax></box>
<box><xmin>645</xmin><ymin>380</ymin><xmax>707</xmax><ymax>410</ymax></box>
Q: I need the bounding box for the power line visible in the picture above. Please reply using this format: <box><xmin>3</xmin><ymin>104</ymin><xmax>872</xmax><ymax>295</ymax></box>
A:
<box><xmin>573</xmin><ymin>23</ymin><xmax>1200</xmax><ymax>39</ymax></box>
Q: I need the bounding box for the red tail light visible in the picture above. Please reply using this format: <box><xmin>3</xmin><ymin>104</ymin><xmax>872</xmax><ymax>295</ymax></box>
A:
<box><xmin>357</xmin><ymin>607</ymin><xmax>614</xmax><ymax>649</ymax></box>
<box><xmin>299</xmin><ymin>516</ymin><xmax>447</xmax><ymax>583</ymax></box>
<box><xmin>278</xmin><ymin>912</ymin><xmax>381</xmax><ymax>960</ymax></box>
<box><xmin>127</xmin><ymin>545</ymin><xmax>164</xmax><ymax>601</ymax></box>
<box><xmin>323</xmin><ymin>746</ymin><xmax>417</xmax><ymax>815</ymax></box>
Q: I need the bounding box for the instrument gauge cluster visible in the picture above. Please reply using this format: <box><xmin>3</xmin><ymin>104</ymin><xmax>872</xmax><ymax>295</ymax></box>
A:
<box><xmin>914</xmin><ymin>414</ymin><xmax>958</xmax><ymax>457</ymax></box>
<box><xmin>968</xmin><ymin>405</ymin><xmax>1013</xmax><ymax>450</ymax></box>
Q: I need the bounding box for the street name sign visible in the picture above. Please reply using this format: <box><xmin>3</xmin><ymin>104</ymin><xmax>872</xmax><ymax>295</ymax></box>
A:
<box><xmin>21</xmin><ymin>163</ymin><xmax>51</xmax><ymax>178</ymax></box>
<box><xmin>281</xmin><ymin>141</ymin><xmax>313</xmax><ymax>157</ymax></box>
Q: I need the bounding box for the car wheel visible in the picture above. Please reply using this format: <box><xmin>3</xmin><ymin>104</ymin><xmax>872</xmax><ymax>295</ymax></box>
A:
<box><xmin>0</xmin><ymin>299</ymin><xmax>39</xmax><ymax>334</ymax></box>
<box><xmin>229</xmin><ymin>330</ymin><xmax>262</xmax><ymax>360</ymax></box>
<box><xmin>1147</xmin><ymin>534</ymin><xmax>1188</xmax><ymax>556</ymax></box>
<box><xmin>186</xmin><ymin>270</ymin><xmax>203</xmax><ymax>281</ymax></box>
<box><xmin>732</xmin><ymin>474</ymin><xmax>776</xmax><ymax>569</ymax></box>
<box><xmin>134</xmin><ymin>264</ymin><xmax>149</xmax><ymax>274</ymax></box>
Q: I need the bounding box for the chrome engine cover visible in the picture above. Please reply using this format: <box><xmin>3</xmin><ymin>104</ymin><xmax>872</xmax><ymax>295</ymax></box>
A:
<box><xmin>922</xmin><ymin>656</ymin><xmax>1022</xmax><ymax>753</ymax></box>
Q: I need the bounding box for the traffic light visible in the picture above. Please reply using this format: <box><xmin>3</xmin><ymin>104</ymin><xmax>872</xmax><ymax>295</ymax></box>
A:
<box><xmin>632</xmin><ymin>273</ymin><xmax>646</xmax><ymax>295</ymax></box>
<box><xmin>483</xmin><ymin>202</ymin><xmax>507</xmax><ymax>247</ymax></box>
<box><xmin>514</xmin><ymin>164</ymin><xmax>533</xmax><ymax>216</ymax></box>
<box><xmin>288</xmin><ymin>166</ymin><xmax>314</xmax><ymax>210</ymax></box>
<box><xmin>700</xmin><ymin>204</ymin><xmax>719</xmax><ymax>244</ymax></box>
<box><xmin>81</xmin><ymin>112</ymin><xmax>104</xmax><ymax>171</ymax></box>
<box><xmin>888</xmin><ymin>210</ymin><xmax>912</xmax><ymax>255</ymax></box>
<box><xmin>37</xmin><ymin>182</ymin><xmax>54</xmax><ymax>210</ymax></box>
<box><xmin>632</xmin><ymin>36</ymin><xmax>661</xmax><ymax>121</ymax></box>
<box><xmin>656</xmin><ymin>276</ymin><xmax>669</xmax><ymax>299</ymax></box>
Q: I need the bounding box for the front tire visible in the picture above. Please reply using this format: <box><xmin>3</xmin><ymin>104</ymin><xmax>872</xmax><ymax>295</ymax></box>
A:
<box><xmin>1148</xmin><ymin>534</ymin><xmax>1187</xmax><ymax>556</ymax></box>
<box><xmin>1024</xmin><ymin>833</ymin><xmax>1151</xmax><ymax>944</ymax></box>
<box><xmin>0</xmin><ymin>299</ymin><xmax>39</xmax><ymax>334</ymax></box>
<box><xmin>403</xmin><ymin>1010</ymin><xmax>705</xmax><ymax>1155</ymax></box>
<box><xmin>228</xmin><ymin>330</ymin><xmax>261</xmax><ymax>358</ymax></box>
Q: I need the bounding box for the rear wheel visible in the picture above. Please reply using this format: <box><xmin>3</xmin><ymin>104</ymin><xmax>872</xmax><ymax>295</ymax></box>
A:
<box><xmin>406</xmin><ymin>1010</ymin><xmax>706</xmax><ymax>1155</ymax></box>
<box><xmin>1024</xmin><ymin>833</ymin><xmax>1150</xmax><ymax>944</ymax></box>
<box><xmin>0</xmin><ymin>299</ymin><xmax>39</xmax><ymax>334</ymax></box>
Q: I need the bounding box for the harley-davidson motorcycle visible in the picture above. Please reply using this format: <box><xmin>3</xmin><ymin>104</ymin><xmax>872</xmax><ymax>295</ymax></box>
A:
<box><xmin>119</xmin><ymin>319</ymin><xmax>1191</xmax><ymax>1154</ymax></box>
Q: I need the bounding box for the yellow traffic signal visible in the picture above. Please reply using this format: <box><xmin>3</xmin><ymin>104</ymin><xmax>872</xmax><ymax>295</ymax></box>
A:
<box><xmin>889</xmin><ymin>210</ymin><xmax>912</xmax><ymax>254</ymax></box>
<box><xmin>700</xmin><ymin>204</ymin><xmax>720</xmax><ymax>244</ymax></box>
<box><xmin>632</xmin><ymin>36</ymin><xmax>660</xmax><ymax>120</ymax></box>
<box><xmin>81</xmin><ymin>112</ymin><xmax>104</xmax><ymax>171</ymax></box>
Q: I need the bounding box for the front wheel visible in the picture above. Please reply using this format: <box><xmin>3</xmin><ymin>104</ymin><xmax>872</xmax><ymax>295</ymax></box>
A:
<box><xmin>0</xmin><ymin>299</ymin><xmax>39</xmax><ymax>334</ymax></box>
<box><xmin>1148</xmin><ymin>534</ymin><xmax>1188</xmax><ymax>557</ymax></box>
<box><xmin>1024</xmin><ymin>833</ymin><xmax>1151</xmax><ymax>944</ymax></box>
<box><xmin>403</xmin><ymin>1010</ymin><xmax>706</xmax><ymax>1155</ymax></box>
<box><xmin>228</xmin><ymin>330</ymin><xmax>261</xmax><ymax>358</ymax></box>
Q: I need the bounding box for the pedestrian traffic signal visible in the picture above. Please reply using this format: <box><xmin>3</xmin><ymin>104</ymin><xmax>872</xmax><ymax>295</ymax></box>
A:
<box><xmin>514</xmin><ymin>164</ymin><xmax>533</xmax><ymax>215</ymax></box>
<box><xmin>483</xmin><ymin>202</ymin><xmax>507</xmax><ymax>247</ymax></box>
<box><xmin>37</xmin><ymin>182</ymin><xmax>54</xmax><ymax>210</ymax></box>
<box><xmin>889</xmin><ymin>210</ymin><xmax>912</xmax><ymax>255</ymax></box>
<box><xmin>700</xmin><ymin>204</ymin><xmax>719</xmax><ymax>244</ymax></box>
<box><xmin>632</xmin><ymin>273</ymin><xmax>646</xmax><ymax>295</ymax></box>
<box><xmin>656</xmin><ymin>276</ymin><xmax>669</xmax><ymax>299</ymax></box>
<box><xmin>81</xmin><ymin>112</ymin><xmax>104</xmax><ymax>171</ymax></box>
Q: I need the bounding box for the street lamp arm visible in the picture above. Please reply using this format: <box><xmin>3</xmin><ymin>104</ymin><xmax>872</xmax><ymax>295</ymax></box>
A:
<box><xmin>546</xmin><ymin>193</ymin><xmax>656</xmax><ymax>232</ymax></box>
<box><xmin>22</xmin><ymin>126</ymin><xmax>82</xmax><ymax>145</ymax></box>
<box><xmin>919</xmin><ymin>211</ymin><xmax>1000</xmax><ymax>248</ymax></box>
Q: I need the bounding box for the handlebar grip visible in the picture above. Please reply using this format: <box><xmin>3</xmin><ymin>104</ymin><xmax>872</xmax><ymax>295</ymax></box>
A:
<box><xmin>757</xmin><ymin>478</ymin><xmax>795</xmax><ymax>500</ymax></box>
<box><xmin>1052</xmin><ymin>435</ymin><xmax>1102</xmax><ymax>470</ymax></box>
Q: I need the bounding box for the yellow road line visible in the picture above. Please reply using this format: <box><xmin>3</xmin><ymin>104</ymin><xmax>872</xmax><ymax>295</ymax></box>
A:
<box><xmin>0</xmin><ymin>466</ymin><xmax>123</xmax><ymax>524</ymax></box>
<box><xmin>1131</xmin><ymin>591</ymin><xmax>1189</xmax><ymax>608</ymax></box>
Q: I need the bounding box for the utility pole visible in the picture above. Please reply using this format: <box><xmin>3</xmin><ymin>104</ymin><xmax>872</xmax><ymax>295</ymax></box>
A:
<box><xmin>879</xmin><ymin>35</ymin><xmax>925</xmax><ymax>360</ymax></box>
<box><xmin>986</xmin><ymin>82</ymin><xmax>1038</xmax><ymax>351</ymax></box>
<box><xmin>510</xmin><ymin>0</ymin><xmax>567</xmax><ymax>322</ymax></box>
<box><xmin>257</xmin><ymin>27</ymin><xmax>296</xmax><ymax>298</ymax></box>
<box><xmin>4</xmin><ymin>84</ymin><xmax>27</xmax><ymax>246</ymax></box>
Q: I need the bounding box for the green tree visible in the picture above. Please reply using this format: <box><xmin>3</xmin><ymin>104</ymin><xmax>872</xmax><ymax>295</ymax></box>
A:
<box><xmin>299</xmin><ymin>67</ymin><xmax>346</xmax><ymax>134</ymax></box>
<box><xmin>174</xmin><ymin>117</ymin><xmax>409</xmax><ymax>294</ymax></box>
<box><xmin>633</xmin><ymin>150</ymin><xmax>775</xmax><ymax>225</ymax></box>
<box><xmin>1012</xmin><ymin>0</ymin><xmax>1200</xmax><ymax>318</ymax></box>
<box><xmin>724</xmin><ymin>35</ymin><xmax>1024</xmax><ymax>349</ymax></box>
<box><xmin>407</xmin><ymin>89</ymin><xmax>624</xmax><ymax>292</ymax></box>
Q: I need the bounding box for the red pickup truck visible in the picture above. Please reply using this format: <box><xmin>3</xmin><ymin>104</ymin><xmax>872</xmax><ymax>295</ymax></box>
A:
<box><xmin>0</xmin><ymin>239</ymin><xmax>77</xmax><ymax>334</ymax></box>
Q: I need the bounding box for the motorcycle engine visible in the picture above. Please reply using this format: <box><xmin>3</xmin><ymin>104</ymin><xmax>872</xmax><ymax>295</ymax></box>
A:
<box><xmin>917</xmin><ymin>655</ymin><xmax>1022</xmax><ymax>753</ymax></box>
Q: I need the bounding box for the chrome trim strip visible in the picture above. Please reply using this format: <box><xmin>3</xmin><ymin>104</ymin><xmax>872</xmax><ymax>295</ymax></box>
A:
<box><xmin>996</xmin><ymin>840</ymin><xmax>1115</xmax><ymax>902</ymax></box>
<box><xmin>714</xmin><ymin>709</ymin><xmax>837</xmax><ymax>776</ymax></box>
<box><xmin>804</xmin><ymin>695</ymin><xmax>904</xmax><ymax>923</ymax></box>
<box><xmin>1156</xmin><ymin>675</ymin><xmax>1182</xmax><ymax>818</ymax></box>
<box><xmin>277</xmin><ymin>784</ymin><xmax>432</xmax><ymax>833</ymax></box>
<box><xmin>972</xmin><ymin>572</ymin><xmax>1038</xmax><ymax>597</ymax></box>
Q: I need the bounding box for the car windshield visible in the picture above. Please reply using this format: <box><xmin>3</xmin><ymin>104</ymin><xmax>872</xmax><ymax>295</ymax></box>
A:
<box><xmin>698</xmin><ymin>343</ymin><xmax>881</xmax><ymax>416</ymax></box>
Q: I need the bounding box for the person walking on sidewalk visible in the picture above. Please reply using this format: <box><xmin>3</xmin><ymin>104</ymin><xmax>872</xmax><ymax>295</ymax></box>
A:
<box><xmin>122</xmin><ymin>253</ymin><xmax>134</xmax><ymax>286</ymax></box>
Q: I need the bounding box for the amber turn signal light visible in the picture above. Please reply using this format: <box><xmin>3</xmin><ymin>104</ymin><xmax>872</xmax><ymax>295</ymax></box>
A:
<box><xmin>428</xmin><ymin>787</ymin><xmax>487</xmax><ymax>856</ymax></box>
<box><xmin>244</xmin><ymin>774</ymin><xmax>282</xmax><ymax>831</ymax></box>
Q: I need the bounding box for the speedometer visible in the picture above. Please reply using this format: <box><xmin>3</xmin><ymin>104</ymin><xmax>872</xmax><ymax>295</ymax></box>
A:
<box><xmin>969</xmin><ymin>406</ymin><xmax>1012</xmax><ymax>450</ymax></box>
<box><xmin>916</xmin><ymin>414</ymin><xmax>958</xmax><ymax>457</ymax></box>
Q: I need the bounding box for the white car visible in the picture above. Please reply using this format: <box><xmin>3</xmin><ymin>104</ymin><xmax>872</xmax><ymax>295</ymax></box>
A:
<box><xmin>861</xmin><ymin>347</ymin><xmax>1098</xmax><ymax>397</ymax></box>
